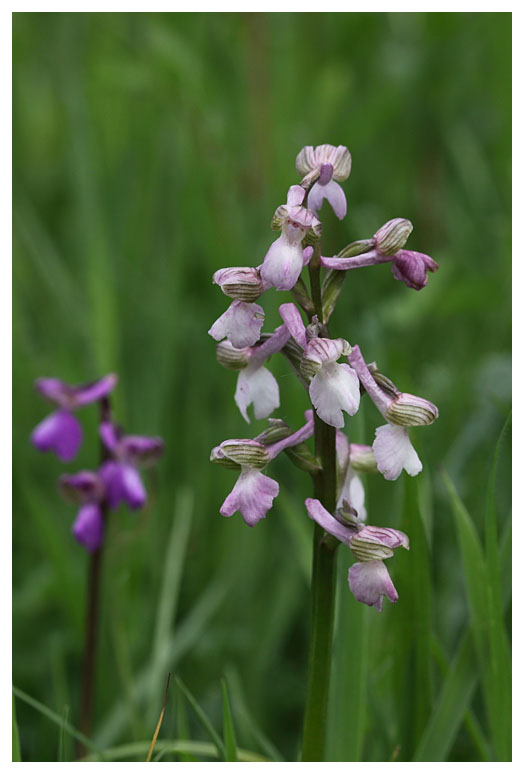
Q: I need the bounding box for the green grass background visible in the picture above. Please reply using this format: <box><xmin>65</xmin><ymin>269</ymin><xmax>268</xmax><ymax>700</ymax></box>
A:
<box><xmin>13</xmin><ymin>11</ymin><xmax>511</xmax><ymax>762</ymax></box>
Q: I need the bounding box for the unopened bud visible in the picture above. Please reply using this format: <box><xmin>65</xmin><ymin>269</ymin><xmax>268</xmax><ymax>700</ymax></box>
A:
<box><xmin>368</xmin><ymin>363</ymin><xmax>399</xmax><ymax>398</ymax></box>
<box><xmin>349</xmin><ymin>444</ymin><xmax>378</xmax><ymax>473</ymax></box>
<box><xmin>210</xmin><ymin>439</ymin><xmax>270</xmax><ymax>470</ymax></box>
<box><xmin>255</xmin><ymin>419</ymin><xmax>293</xmax><ymax>446</ymax></box>
<box><xmin>284</xmin><ymin>442</ymin><xmax>322</xmax><ymax>474</ymax></box>
<box><xmin>216</xmin><ymin>341</ymin><xmax>251</xmax><ymax>371</ymax></box>
<box><xmin>374</xmin><ymin>218</ymin><xmax>413</xmax><ymax>256</ymax></box>
<box><xmin>385</xmin><ymin>393</ymin><xmax>439</xmax><ymax>427</ymax></box>
<box><xmin>213</xmin><ymin>267</ymin><xmax>265</xmax><ymax>303</ymax></box>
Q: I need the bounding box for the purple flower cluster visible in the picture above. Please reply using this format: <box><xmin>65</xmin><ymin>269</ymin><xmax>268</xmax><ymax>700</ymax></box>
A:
<box><xmin>209</xmin><ymin>143</ymin><xmax>439</xmax><ymax>611</ymax></box>
<box><xmin>31</xmin><ymin>375</ymin><xmax>164</xmax><ymax>553</ymax></box>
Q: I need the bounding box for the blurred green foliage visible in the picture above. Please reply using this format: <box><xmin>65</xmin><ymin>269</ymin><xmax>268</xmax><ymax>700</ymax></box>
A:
<box><xmin>13</xmin><ymin>12</ymin><xmax>511</xmax><ymax>762</ymax></box>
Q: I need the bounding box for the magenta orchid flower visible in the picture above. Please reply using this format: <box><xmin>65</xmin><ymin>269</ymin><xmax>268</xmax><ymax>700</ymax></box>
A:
<box><xmin>216</xmin><ymin>324</ymin><xmax>291</xmax><ymax>423</ymax></box>
<box><xmin>296</xmin><ymin>144</ymin><xmax>352</xmax><ymax>220</ymax></box>
<box><xmin>31</xmin><ymin>374</ymin><xmax>117</xmax><ymax>462</ymax></box>
<box><xmin>280</xmin><ymin>302</ymin><xmax>360</xmax><ymax>428</ymax></box>
<box><xmin>305</xmin><ymin>497</ymin><xmax>409</xmax><ymax>611</ymax></box>
<box><xmin>211</xmin><ymin>412</ymin><xmax>314</xmax><ymax>526</ymax></box>
<box><xmin>99</xmin><ymin>421</ymin><xmax>164</xmax><ymax>510</ymax></box>
<box><xmin>260</xmin><ymin>186</ymin><xmax>321</xmax><ymax>291</ymax></box>
<box><xmin>59</xmin><ymin>470</ymin><xmax>106</xmax><ymax>552</ymax></box>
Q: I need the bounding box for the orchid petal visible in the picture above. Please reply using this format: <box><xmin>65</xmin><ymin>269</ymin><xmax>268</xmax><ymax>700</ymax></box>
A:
<box><xmin>220</xmin><ymin>468</ymin><xmax>279</xmax><ymax>526</ymax></box>
<box><xmin>309</xmin><ymin>363</ymin><xmax>360</xmax><ymax>428</ymax></box>
<box><xmin>235</xmin><ymin>365</ymin><xmax>279</xmax><ymax>424</ymax></box>
<box><xmin>348</xmin><ymin>560</ymin><xmax>398</xmax><ymax>612</ymax></box>
<box><xmin>72</xmin><ymin>503</ymin><xmax>104</xmax><ymax>553</ymax></box>
<box><xmin>373</xmin><ymin>424</ymin><xmax>422</xmax><ymax>481</ymax></box>
<box><xmin>208</xmin><ymin>300</ymin><xmax>264</xmax><ymax>349</ymax></box>
<box><xmin>31</xmin><ymin>409</ymin><xmax>83</xmax><ymax>462</ymax></box>
<box><xmin>260</xmin><ymin>234</ymin><xmax>305</xmax><ymax>291</ymax></box>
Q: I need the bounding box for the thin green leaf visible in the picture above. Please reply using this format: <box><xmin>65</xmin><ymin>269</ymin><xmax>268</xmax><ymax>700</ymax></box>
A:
<box><xmin>84</xmin><ymin>739</ymin><xmax>268</xmax><ymax>762</ymax></box>
<box><xmin>442</xmin><ymin>471</ymin><xmax>510</xmax><ymax>761</ymax></box>
<box><xmin>58</xmin><ymin>705</ymin><xmax>70</xmax><ymax>762</ymax></box>
<box><xmin>148</xmin><ymin>489</ymin><xmax>193</xmax><ymax>719</ymax></box>
<box><xmin>176</xmin><ymin>685</ymin><xmax>197</xmax><ymax>762</ymax></box>
<box><xmin>327</xmin><ymin>551</ymin><xmax>369</xmax><ymax>761</ymax></box>
<box><xmin>12</xmin><ymin>693</ymin><xmax>22</xmax><ymax>762</ymax></box>
<box><xmin>175</xmin><ymin>677</ymin><xmax>226</xmax><ymax>759</ymax></box>
<box><xmin>414</xmin><ymin>515</ymin><xmax>512</xmax><ymax>762</ymax></box>
<box><xmin>223</xmin><ymin>666</ymin><xmax>283</xmax><ymax>762</ymax></box>
<box><xmin>221</xmin><ymin>678</ymin><xmax>238</xmax><ymax>762</ymax></box>
<box><xmin>12</xmin><ymin>686</ymin><xmax>104</xmax><ymax>760</ymax></box>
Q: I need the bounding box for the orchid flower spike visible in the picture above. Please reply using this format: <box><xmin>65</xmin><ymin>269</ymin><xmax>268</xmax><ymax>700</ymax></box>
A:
<box><xmin>348</xmin><ymin>345</ymin><xmax>438</xmax><ymax>480</ymax></box>
<box><xmin>216</xmin><ymin>324</ymin><xmax>290</xmax><ymax>423</ymax></box>
<box><xmin>305</xmin><ymin>497</ymin><xmax>409</xmax><ymax>612</ymax></box>
<box><xmin>296</xmin><ymin>144</ymin><xmax>352</xmax><ymax>220</ymax></box>
<box><xmin>59</xmin><ymin>470</ymin><xmax>106</xmax><ymax>552</ymax></box>
<box><xmin>211</xmin><ymin>411</ymin><xmax>314</xmax><ymax>526</ymax></box>
<box><xmin>260</xmin><ymin>186</ymin><xmax>321</xmax><ymax>291</ymax></box>
<box><xmin>31</xmin><ymin>374</ymin><xmax>117</xmax><ymax>462</ymax></box>
<box><xmin>279</xmin><ymin>302</ymin><xmax>360</xmax><ymax>428</ymax></box>
<box><xmin>99</xmin><ymin>421</ymin><xmax>164</xmax><ymax>510</ymax></box>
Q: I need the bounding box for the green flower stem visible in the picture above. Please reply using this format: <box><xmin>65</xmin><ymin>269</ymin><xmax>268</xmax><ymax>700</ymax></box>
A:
<box><xmin>301</xmin><ymin>252</ymin><xmax>340</xmax><ymax>761</ymax></box>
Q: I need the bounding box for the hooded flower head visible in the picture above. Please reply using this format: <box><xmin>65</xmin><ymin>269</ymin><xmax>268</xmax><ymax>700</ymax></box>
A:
<box><xmin>305</xmin><ymin>497</ymin><xmax>409</xmax><ymax>611</ymax></box>
<box><xmin>211</xmin><ymin>412</ymin><xmax>314</xmax><ymax>526</ymax></box>
<box><xmin>260</xmin><ymin>186</ymin><xmax>321</xmax><ymax>291</ymax></box>
<box><xmin>99</xmin><ymin>421</ymin><xmax>164</xmax><ymax>510</ymax></box>
<box><xmin>296</xmin><ymin>144</ymin><xmax>351</xmax><ymax>220</ymax></box>
<box><xmin>31</xmin><ymin>374</ymin><xmax>117</xmax><ymax>462</ymax></box>
<box><xmin>279</xmin><ymin>303</ymin><xmax>360</xmax><ymax>428</ymax></box>
<box><xmin>212</xmin><ymin>266</ymin><xmax>266</xmax><ymax>303</ymax></box>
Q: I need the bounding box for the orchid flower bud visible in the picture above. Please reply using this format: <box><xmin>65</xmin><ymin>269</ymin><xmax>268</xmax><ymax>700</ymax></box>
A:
<box><xmin>213</xmin><ymin>266</ymin><xmax>265</xmax><ymax>303</ymax></box>
<box><xmin>349</xmin><ymin>525</ymin><xmax>409</xmax><ymax>562</ymax></box>
<box><xmin>392</xmin><ymin>250</ymin><xmax>439</xmax><ymax>290</ymax></box>
<box><xmin>373</xmin><ymin>218</ymin><xmax>413</xmax><ymax>256</ymax></box>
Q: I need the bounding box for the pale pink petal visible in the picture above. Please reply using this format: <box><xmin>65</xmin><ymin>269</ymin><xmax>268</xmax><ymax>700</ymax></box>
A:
<box><xmin>287</xmin><ymin>185</ymin><xmax>306</xmax><ymax>207</ymax></box>
<box><xmin>308</xmin><ymin>180</ymin><xmax>347</xmax><ymax>220</ymax></box>
<box><xmin>305</xmin><ymin>497</ymin><xmax>355</xmax><ymax>544</ymax></box>
<box><xmin>279</xmin><ymin>302</ymin><xmax>307</xmax><ymax>350</ymax></box>
<box><xmin>208</xmin><ymin>300</ymin><xmax>264</xmax><ymax>349</ymax></box>
<box><xmin>220</xmin><ymin>469</ymin><xmax>279</xmax><ymax>526</ymax></box>
<box><xmin>309</xmin><ymin>363</ymin><xmax>360</xmax><ymax>428</ymax></box>
<box><xmin>235</xmin><ymin>365</ymin><xmax>279</xmax><ymax>423</ymax></box>
<box><xmin>348</xmin><ymin>560</ymin><xmax>398</xmax><ymax>612</ymax></box>
<box><xmin>373</xmin><ymin>424</ymin><xmax>422</xmax><ymax>481</ymax></box>
<box><xmin>260</xmin><ymin>234</ymin><xmax>305</xmax><ymax>291</ymax></box>
<box><xmin>338</xmin><ymin>467</ymin><xmax>367</xmax><ymax>522</ymax></box>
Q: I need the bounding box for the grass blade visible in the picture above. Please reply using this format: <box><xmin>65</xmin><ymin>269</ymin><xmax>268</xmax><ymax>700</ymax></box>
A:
<box><xmin>12</xmin><ymin>693</ymin><xmax>22</xmax><ymax>762</ymax></box>
<box><xmin>175</xmin><ymin>676</ymin><xmax>225</xmax><ymax>759</ymax></box>
<box><xmin>12</xmin><ymin>686</ymin><xmax>104</xmax><ymax>760</ymax></box>
<box><xmin>221</xmin><ymin>678</ymin><xmax>238</xmax><ymax>762</ymax></box>
<box><xmin>146</xmin><ymin>673</ymin><xmax>171</xmax><ymax>762</ymax></box>
<box><xmin>176</xmin><ymin>685</ymin><xmax>197</xmax><ymax>762</ymax></box>
<box><xmin>414</xmin><ymin>513</ymin><xmax>512</xmax><ymax>762</ymax></box>
<box><xmin>442</xmin><ymin>470</ymin><xmax>511</xmax><ymax>761</ymax></box>
<box><xmin>148</xmin><ymin>489</ymin><xmax>193</xmax><ymax>719</ymax></box>
<box><xmin>84</xmin><ymin>739</ymin><xmax>268</xmax><ymax>762</ymax></box>
<box><xmin>58</xmin><ymin>705</ymin><xmax>71</xmax><ymax>762</ymax></box>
